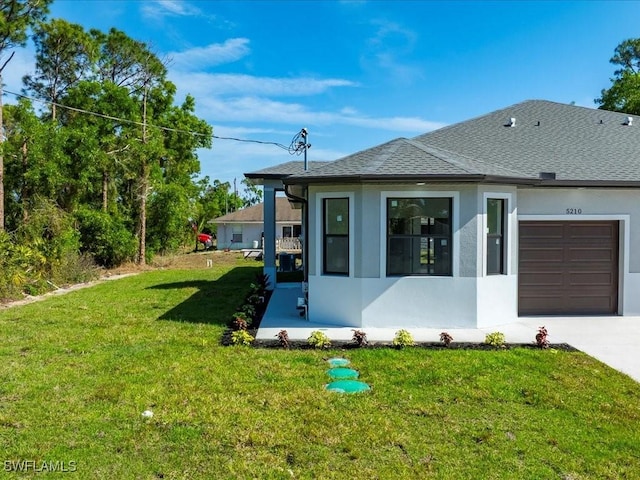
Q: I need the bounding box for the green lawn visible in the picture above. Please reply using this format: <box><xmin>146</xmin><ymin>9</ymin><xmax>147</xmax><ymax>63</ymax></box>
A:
<box><xmin>1</xmin><ymin>261</ymin><xmax>640</xmax><ymax>479</ymax></box>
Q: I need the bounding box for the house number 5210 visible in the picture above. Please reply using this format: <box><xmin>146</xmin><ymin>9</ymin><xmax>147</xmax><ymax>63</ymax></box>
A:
<box><xmin>566</xmin><ymin>208</ymin><xmax>582</xmax><ymax>214</ymax></box>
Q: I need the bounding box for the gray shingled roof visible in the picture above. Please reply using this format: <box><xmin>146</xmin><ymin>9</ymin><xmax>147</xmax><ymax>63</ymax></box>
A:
<box><xmin>244</xmin><ymin>160</ymin><xmax>331</xmax><ymax>180</ymax></box>
<box><xmin>280</xmin><ymin>100</ymin><xmax>640</xmax><ymax>186</ymax></box>
<box><xmin>211</xmin><ymin>197</ymin><xmax>301</xmax><ymax>224</ymax></box>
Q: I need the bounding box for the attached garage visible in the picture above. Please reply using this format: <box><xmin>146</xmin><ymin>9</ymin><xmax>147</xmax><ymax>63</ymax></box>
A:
<box><xmin>519</xmin><ymin>221</ymin><xmax>619</xmax><ymax>315</ymax></box>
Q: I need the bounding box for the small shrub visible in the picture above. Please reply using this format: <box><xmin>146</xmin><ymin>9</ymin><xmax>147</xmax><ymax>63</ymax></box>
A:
<box><xmin>230</xmin><ymin>312</ymin><xmax>250</xmax><ymax>330</ymax></box>
<box><xmin>245</xmin><ymin>293</ymin><xmax>264</xmax><ymax>306</ymax></box>
<box><xmin>484</xmin><ymin>331</ymin><xmax>506</xmax><ymax>348</ymax></box>
<box><xmin>392</xmin><ymin>329</ymin><xmax>415</xmax><ymax>348</ymax></box>
<box><xmin>252</xmin><ymin>273</ymin><xmax>271</xmax><ymax>293</ymax></box>
<box><xmin>440</xmin><ymin>331</ymin><xmax>453</xmax><ymax>347</ymax></box>
<box><xmin>351</xmin><ymin>329</ymin><xmax>368</xmax><ymax>347</ymax></box>
<box><xmin>307</xmin><ymin>330</ymin><xmax>331</xmax><ymax>349</ymax></box>
<box><xmin>240</xmin><ymin>303</ymin><xmax>257</xmax><ymax>320</ymax></box>
<box><xmin>231</xmin><ymin>329</ymin><xmax>254</xmax><ymax>346</ymax></box>
<box><xmin>535</xmin><ymin>326</ymin><xmax>549</xmax><ymax>349</ymax></box>
<box><xmin>276</xmin><ymin>329</ymin><xmax>290</xmax><ymax>349</ymax></box>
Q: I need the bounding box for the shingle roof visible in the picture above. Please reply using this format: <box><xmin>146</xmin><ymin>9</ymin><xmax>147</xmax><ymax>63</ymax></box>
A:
<box><xmin>282</xmin><ymin>100</ymin><xmax>640</xmax><ymax>186</ymax></box>
<box><xmin>244</xmin><ymin>160</ymin><xmax>331</xmax><ymax>180</ymax></box>
<box><xmin>211</xmin><ymin>197</ymin><xmax>301</xmax><ymax>224</ymax></box>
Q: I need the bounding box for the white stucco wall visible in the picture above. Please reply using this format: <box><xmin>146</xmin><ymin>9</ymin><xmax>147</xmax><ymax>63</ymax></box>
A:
<box><xmin>308</xmin><ymin>184</ymin><xmax>482</xmax><ymax>328</ymax></box>
<box><xmin>305</xmin><ymin>184</ymin><xmax>640</xmax><ymax>329</ymax></box>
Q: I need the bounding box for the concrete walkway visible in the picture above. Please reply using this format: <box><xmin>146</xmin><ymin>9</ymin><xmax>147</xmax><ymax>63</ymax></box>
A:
<box><xmin>258</xmin><ymin>285</ymin><xmax>640</xmax><ymax>383</ymax></box>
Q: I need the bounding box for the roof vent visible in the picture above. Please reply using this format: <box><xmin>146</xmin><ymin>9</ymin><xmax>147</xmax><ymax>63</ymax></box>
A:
<box><xmin>509</xmin><ymin>117</ymin><xmax>516</xmax><ymax>127</ymax></box>
<box><xmin>539</xmin><ymin>172</ymin><xmax>556</xmax><ymax>180</ymax></box>
<box><xmin>625</xmin><ymin>116</ymin><xmax>633</xmax><ymax>126</ymax></box>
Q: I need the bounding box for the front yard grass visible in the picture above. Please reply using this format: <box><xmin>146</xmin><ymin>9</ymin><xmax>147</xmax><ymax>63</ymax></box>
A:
<box><xmin>1</xmin><ymin>259</ymin><xmax>639</xmax><ymax>479</ymax></box>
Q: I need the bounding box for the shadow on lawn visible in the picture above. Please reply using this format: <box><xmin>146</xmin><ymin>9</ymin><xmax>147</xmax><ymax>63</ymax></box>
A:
<box><xmin>149</xmin><ymin>266</ymin><xmax>261</xmax><ymax>325</ymax></box>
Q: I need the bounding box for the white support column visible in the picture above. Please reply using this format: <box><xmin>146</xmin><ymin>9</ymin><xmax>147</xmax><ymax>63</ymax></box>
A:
<box><xmin>263</xmin><ymin>184</ymin><xmax>277</xmax><ymax>289</ymax></box>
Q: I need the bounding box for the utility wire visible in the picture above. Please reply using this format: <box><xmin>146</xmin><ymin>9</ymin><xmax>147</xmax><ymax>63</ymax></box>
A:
<box><xmin>3</xmin><ymin>89</ymin><xmax>291</xmax><ymax>151</ymax></box>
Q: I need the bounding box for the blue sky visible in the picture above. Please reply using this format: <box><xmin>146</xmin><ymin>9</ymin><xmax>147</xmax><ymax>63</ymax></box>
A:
<box><xmin>5</xmin><ymin>0</ymin><xmax>640</xmax><ymax>187</ymax></box>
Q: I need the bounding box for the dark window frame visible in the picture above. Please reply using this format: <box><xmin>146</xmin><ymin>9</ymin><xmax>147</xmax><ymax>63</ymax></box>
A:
<box><xmin>386</xmin><ymin>197</ymin><xmax>453</xmax><ymax>276</ymax></box>
<box><xmin>486</xmin><ymin>198</ymin><xmax>506</xmax><ymax>275</ymax></box>
<box><xmin>323</xmin><ymin>197</ymin><xmax>349</xmax><ymax>276</ymax></box>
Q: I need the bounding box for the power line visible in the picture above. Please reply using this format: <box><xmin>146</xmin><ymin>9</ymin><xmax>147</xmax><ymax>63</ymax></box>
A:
<box><xmin>2</xmin><ymin>89</ymin><xmax>291</xmax><ymax>150</ymax></box>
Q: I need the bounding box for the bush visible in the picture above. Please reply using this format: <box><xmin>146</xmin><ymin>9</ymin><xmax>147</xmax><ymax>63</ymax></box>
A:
<box><xmin>352</xmin><ymin>329</ymin><xmax>368</xmax><ymax>347</ymax></box>
<box><xmin>276</xmin><ymin>330</ymin><xmax>290</xmax><ymax>349</ymax></box>
<box><xmin>535</xmin><ymin>326</ymin><xmax>549</xmax><ymax>349</ymax></box>
<box><xmin>440</xmin><ymin>331</ymin><xmax>453</xmax><ymax>347</ymax></box>
<box><xmin>307</xmin><ymin>331</ymin><xmax>331</xmax><ymax>349</ymax></box>
<box><xmin>484</xmin><ymin>332</ymin><xmax>506</xmax><ymax>348</ymax></box>
<box><xmin>146</xmin><ymin>183</ymin><xmax>194</xmax><ymax>256</ymax></box>
<box><xmin>0</xmin><ymin>231</ymin><xmax>47</xmax><ymax>300</ymax></box>
<box><xmin>393</xmin><ymin>329</ymin><xmax>415</xmax><ymax>348</ymax></box>
<box><xmin>75</xmin><ymin>207</ymin><xmax>137</xmax><ymax>268</ymax></box>
<box><xmin>230</xmin><ymin>312</ymin><xmax>250</xmax><ymax>330</ymax></box>
<box><xmin>231</xmin><ymin>330</ymin><xmax>254</xmax><ymax>346</ymax></box>
<box><xmin>6</xmin><ymin>198</ymin><xmax>98</xmax><ymax>294</ymax></box>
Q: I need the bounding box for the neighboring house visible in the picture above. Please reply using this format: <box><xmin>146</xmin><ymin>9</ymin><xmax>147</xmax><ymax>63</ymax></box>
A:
<box><xmin>246</xmin><ymin>100</ymin><xmax>640</xmax><ymax>328</ymax></box>
<box><xmin>212</xmin><ymin>197</ymin><xmax>302</xmax><ymax>250</ymax></box>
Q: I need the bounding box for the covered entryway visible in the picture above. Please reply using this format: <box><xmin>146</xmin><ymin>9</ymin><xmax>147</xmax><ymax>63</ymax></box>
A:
<box><xmin>519</xmin><ymin>221</ymin><xmax>619</xmax><ymax>315</ymax></box>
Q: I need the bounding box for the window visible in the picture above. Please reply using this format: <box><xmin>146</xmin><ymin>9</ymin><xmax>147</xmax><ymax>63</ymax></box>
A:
<box><xmin>283</xmin><ymin>225</ymin><xmax>301</xmax><ymax>238</ymax></box>
<box><xmin>486</xmin><ymin>198</ymin><xmax>505</xmax><ymax>274</ymax></box>
<box><xmin>232</xmin><ymin>225</ymin><xmax>242</xmax><ymax>243</ymax></box>
<box><xmin>323</xmin><ymin>198</ymin><xmax>349</xmax><ymax>275</ymax></box>
<box><xmin>387</xmin><ymin>197</ymin><xmax>452</xmax><ymax>276</ymax></box>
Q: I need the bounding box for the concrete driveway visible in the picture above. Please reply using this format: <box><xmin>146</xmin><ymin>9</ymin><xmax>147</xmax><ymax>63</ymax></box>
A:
<box><xmin>516</xmin><ymin>316</ymin><xmax>640</xmax><ymax>383</ymax></box>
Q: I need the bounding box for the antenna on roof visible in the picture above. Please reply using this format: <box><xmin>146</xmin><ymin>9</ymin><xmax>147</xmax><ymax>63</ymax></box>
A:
<box><xmin>288</xmin><ymin>128</ymin><xmax>311</xmax><ymax>170</ymax></box>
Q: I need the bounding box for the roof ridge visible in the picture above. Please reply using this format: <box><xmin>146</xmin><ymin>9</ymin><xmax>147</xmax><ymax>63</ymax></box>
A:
<box><xmin>405</xmin><ymin>139</ymin><xmax>531</xmax><ymax>178</ymax></box>
<box><xmin>363</xmin><ymin>139</ymin><xmax>405</xmax><ymax>173</ymax></box>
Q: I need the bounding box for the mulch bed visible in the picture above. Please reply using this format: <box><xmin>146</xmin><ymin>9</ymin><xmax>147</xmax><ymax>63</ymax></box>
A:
<box><xmin>221</xmin><ymin>330</ymin><xmax>576</xmax><ymax>351</ymax></box>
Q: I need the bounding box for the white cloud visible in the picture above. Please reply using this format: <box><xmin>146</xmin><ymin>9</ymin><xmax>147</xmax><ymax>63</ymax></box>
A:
<box><xmin>170</xmin><ymin>70</ymin><xmax>356</xmax><ymax>96</ymax></box>
<box><xmin>193</xmin><ymin>94</ymin><xmax>443</xmax><ymax>133</ymax></box>
<box><xmin>361</xmin><ymin>19</ymin><xmax>424</xmax><ymax>85</ymax></box>
<box><xmin>168</xmin><ymin>39</ymin><xmax>251</xmax><ymax>69</ymax></box>
<box><xmin>141</xmin><ymin>0</ymin><xmax>203</xmax><ymax>19</ymax></box>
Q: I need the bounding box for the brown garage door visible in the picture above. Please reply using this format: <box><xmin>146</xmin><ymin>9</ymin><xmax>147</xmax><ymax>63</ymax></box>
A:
<box><xmin>519</xmin><ymin>221</ymin><xmax>618</xmax><ymax>315</ymax></box>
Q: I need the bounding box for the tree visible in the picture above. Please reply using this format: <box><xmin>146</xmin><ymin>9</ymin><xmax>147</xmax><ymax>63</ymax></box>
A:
<box><xmin>193</xmin><ymin>178</ymin><xmax>242</xmax><ymax>235</ymax></box>
<box><xmin>60</xmin><ymin>80</ymin><xmax>138</xmax><ymax>212</ymax></box>
<box><xmin>22</xmin><ymin>18</ymin><xmax>96</xmax><ymax>120</ymax></box>
<box><xmin>241</xmin><ymin>178</ymin><xmax>263</xmax><ymax>208</ymax></box>
<box><xmin>0</xmin><ymin>0</ymin><xmax>52</xmax><ymax>230</ymax></box>
<box><xmin>2</xmin><ymin>99</ymin><xmax>66</xmax><ymax>229</ymax></box>
<box><xmin>597</xmin><ymin>38</ymin><xmax>640</xmax><ymax>114</ymax></box>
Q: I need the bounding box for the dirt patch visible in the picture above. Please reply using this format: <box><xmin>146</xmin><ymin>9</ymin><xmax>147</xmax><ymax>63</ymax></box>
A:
<box><xmin>149</xmin><ymin>249</ymin><xmax>250</xmax><ymax>271</ymax></box>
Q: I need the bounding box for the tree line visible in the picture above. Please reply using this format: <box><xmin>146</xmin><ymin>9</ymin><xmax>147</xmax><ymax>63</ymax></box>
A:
<box><xmin>0</xmin><ymin>1</ymin><xmax>261</xmax><ymax>299</ymax></box>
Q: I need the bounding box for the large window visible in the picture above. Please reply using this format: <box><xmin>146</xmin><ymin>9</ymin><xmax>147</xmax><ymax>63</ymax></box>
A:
<box><xmin>387</xmin><ymin>197</ymin><xmax>452</xmax><ymax>276</ymax></box>
<box><xmin>486</xmin><ymin>198</ymin><xmax>505</xmax><ymax>275</ymax></box>
<box><xmin>323</xmin><ymin>198</ymin><xmax>349</xmax><ymax>275</ymax></box>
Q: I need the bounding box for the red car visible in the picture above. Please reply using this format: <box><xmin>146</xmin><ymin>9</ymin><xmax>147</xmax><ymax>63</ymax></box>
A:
<box><xmin>197</xmin><ymin>233</ymin><xmax>212</xmax><ymax>244</ymax></box>
<box><xmin>196</xmin><ymin>233</ymin><xmax>213</xmax><ymax>251</ymax></box>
